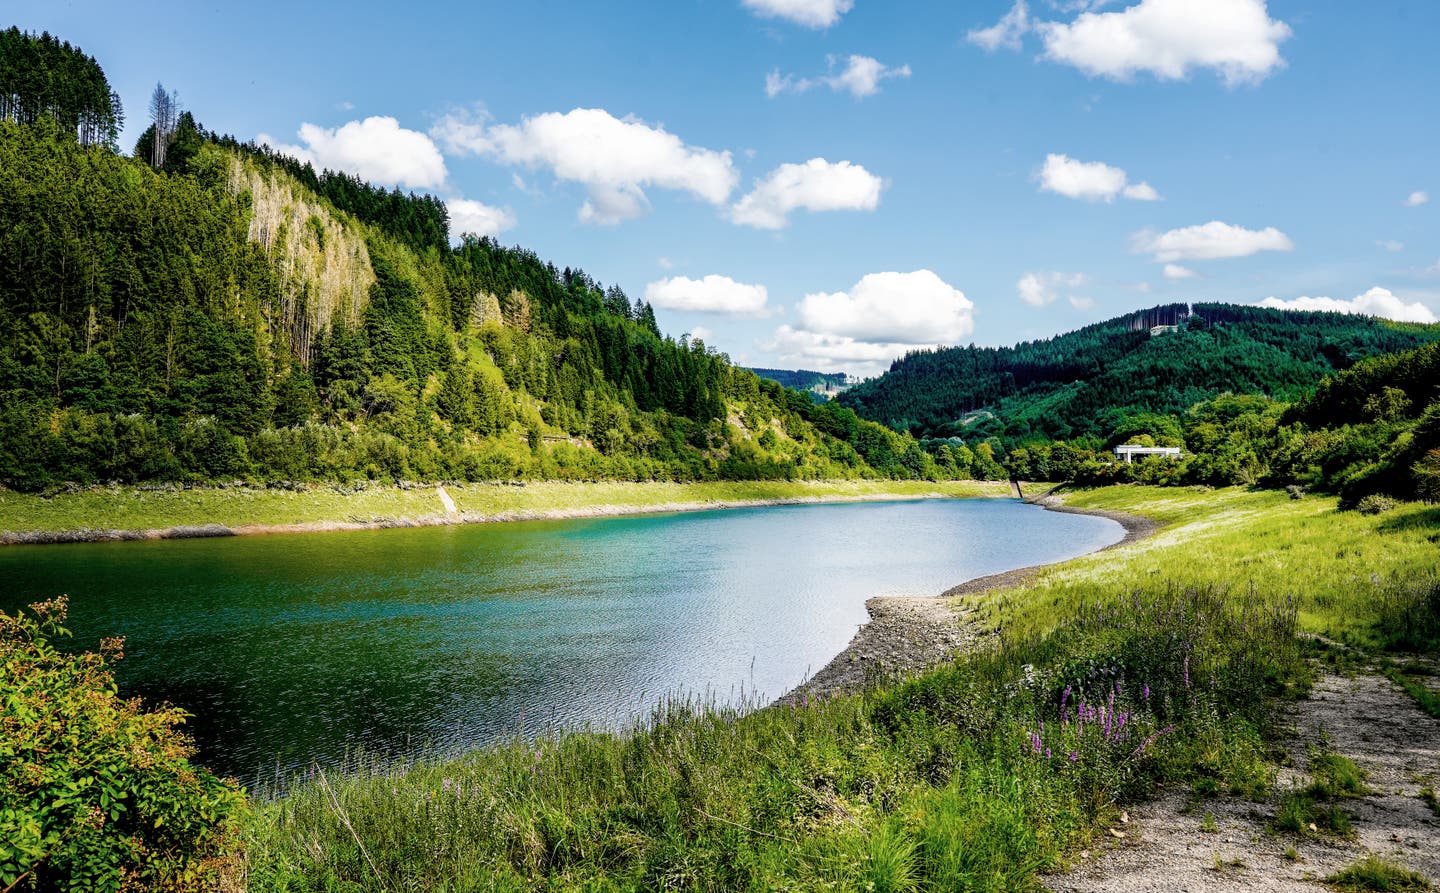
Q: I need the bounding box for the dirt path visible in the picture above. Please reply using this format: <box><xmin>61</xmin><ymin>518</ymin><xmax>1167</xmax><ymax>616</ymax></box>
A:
<box><xmin>1046</xmin><ymin>670</ymin><xmax>1440</xmax><ymax>892</ymax></box>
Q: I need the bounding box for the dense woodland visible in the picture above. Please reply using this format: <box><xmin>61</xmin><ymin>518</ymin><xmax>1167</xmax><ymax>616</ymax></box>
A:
<box><xmin>0</xmin><ymin>32</ymin><xmax>953</xmax><ymax>492</ymax></box>
<box><xmin>840</xmin><ymin>304</ymin><xmax>1440</xmax><ymax>444</ymax></box>
<box><xmin>0</xmin><ymin>27</ymin><xmax>122</xmax><ymax>147</ymax></box>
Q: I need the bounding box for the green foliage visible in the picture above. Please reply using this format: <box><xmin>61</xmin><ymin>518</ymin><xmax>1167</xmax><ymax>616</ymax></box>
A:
<box><xmin>0</xmin><ymin>598</ymin><xmax>246</xmax><ymax>891</ymax></box>
<box><xmin>1325</xmin><ymin>855</ymin><xmax>1431</xmax><ymax>891</ymax></box>
<box><xmin>0</xmin><ymin>109</ymin><xmax>956</xmax><ymax>491</ymax></box>
<box><xmin>0</xmin><ymin>28</ymin><xmax>122</xmax><ymax>147</ymax></box>
<box><xmin>839</xmin><ymin>304</ymin><xmax>1440</xmax><ymax>443</ymax></box>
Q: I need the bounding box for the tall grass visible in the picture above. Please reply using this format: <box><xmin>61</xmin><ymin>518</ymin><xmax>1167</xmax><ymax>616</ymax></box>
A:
<box><xmin>240</xmin><ymin>585</ymin><xmax>1305</xmax><ymax>891</ymax></box>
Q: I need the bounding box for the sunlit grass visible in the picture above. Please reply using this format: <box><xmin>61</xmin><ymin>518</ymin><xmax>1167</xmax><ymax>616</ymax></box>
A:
<box><xmin>0</xmin><ymin>479</ymin><xmax>1009</xmax><ymax>538</ymax></box>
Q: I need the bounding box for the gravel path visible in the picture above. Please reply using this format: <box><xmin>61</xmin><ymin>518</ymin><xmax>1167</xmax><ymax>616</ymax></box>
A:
<box><xmin>1046</xmin><ymin>670</ymin><xmax>1440</xmax><ymax>892</ymax></box>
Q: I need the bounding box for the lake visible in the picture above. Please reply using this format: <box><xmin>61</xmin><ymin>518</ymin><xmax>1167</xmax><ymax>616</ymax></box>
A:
<box><xmin>1</xmin><ymin>498</ymin><xmax>1122</xmax><ymax>783</ymax></box>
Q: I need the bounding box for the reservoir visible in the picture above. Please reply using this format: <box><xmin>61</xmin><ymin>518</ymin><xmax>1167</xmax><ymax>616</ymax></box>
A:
<box><xmin>1</xmin><ymin>498</ymin><xmax>1122</xmax><ymax>783</ymax></box>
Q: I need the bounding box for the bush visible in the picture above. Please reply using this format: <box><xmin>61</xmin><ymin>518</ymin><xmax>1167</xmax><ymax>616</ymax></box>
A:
<box><xmin>0</xmin><ymin>598</ymin><xmax>246</xmax><ymax>892</ymax></box>
<box><xmin>1356</xmin><ymin>494</ymin><xmax>1398</xmax><ymax>515</ymax></box>
<box><xmin>1286</xmin><ymin>484</ymin><xmax>1306</xmax><ymax>500</ymax></box>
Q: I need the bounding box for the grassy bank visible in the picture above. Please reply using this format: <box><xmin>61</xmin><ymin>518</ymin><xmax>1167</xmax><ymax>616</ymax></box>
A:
<box><xmin>0</xmin><ymin>479</ymin><xmax>1010</xmax><ymax>540</ymax></box>
<box><xmin>235</xmin><ymin>486</ymin><xmax>1437</xmax><ymax>891</ymax></box>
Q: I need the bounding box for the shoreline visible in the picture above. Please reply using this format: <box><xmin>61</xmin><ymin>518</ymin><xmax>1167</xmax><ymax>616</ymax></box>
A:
<box><xmin>778</xmin><ymin>485</ymin><xmax>1161</xmax><ymax>704</ymax></box>
<box><xmin>0</xmin><ymin>481</ymin><xmax>1011</xmax><ymax>547</ymax></box>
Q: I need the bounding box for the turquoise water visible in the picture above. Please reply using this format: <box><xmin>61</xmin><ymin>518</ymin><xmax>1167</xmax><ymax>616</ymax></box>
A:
<box><xmin>1</xmin><ymin>498</ymin><xmax>1122</xmax><ymax>782</ymax></box>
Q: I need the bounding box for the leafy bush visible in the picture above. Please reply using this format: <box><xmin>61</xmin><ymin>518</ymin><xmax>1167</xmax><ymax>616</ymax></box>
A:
<box><xmin>0</xmin><ymin>598</ymin><xmax>246</xmax><ymax>892</ymax></box>
<box><xmin>1357</xmin><ymin>494</ymin><xmax>1398</xmax><ymax>515</ymax></box>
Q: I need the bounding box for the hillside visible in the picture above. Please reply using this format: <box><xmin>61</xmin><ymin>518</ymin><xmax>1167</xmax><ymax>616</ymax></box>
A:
<box><xmin>0</xmin><ymin>104</ymin><xmax>943</xmax><ymax>490</ymax></box>
<box><xmin>748</xmin><ymin>367</ymin><xmax>854</xmax><ymax>402</ymax></box>
<box><xmin>837</xmin><ymin>303</ymin><xmax>1440</xmax><ymax>444</ymax></box>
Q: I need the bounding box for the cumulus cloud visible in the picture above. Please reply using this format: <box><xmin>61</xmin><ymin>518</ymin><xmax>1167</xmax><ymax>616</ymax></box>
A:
<box><xmin>1038</xmin><ymin>154</ymin><xmax>1159</xmax><ymax>202</ymax></box>
<box><xmin>1162</xmin><ymin>263</ymin><xmax>1197</xmax><ymax>280</ymax></box>
<box><xmin>1037</xmin><ymin>0</ymin><xmax>1291</xmax><ymax>85</ymax></box>
<box><xmin>1376</xmin><ymin>240</ymin><xmax>1405</xmax><ymax>253</ymax></box>
<box><xmin>730</xmin><ymin>158</ymin><xmax>884</xmax><ymax>229</ymax></box>
<box><xmin>688</xmin><ymin>325</ymin><xmax>715</xmax><ymax>343</ymax></box>
<box><xmin>1069</xmin><ymin>295</ymin><xmax>1097</xmax><ymax>310</ymax></box>
<box><xmin>973</xmin><ymin>0</ymin><xmax>1290</xmax><ymax>86</ymax></box>
<box><xmin>644</xmin><ymin>275</ymin><xmax>772</xmax><ymax>317</ymax></box>
<box><xmin>764</xmin><ymin>325</ymin><xmax>920</xmax><ymax>375</ymax></box>
<box><xmin>1407</xmin><ymin>191</ymin><xmax>1430</xmax><ymax>207</ymax></box>
<box><xmin>259</xmin><ymin>116</ymin><xmax>447</xmax><ymax>189</ymax></box>
<box><xmin>1259</xmin><ymin>287</ymin><xmax>1437</xmax><ymax>324</ymax></box>
<box><xmin>766</xmin><ymin>55</ymin><xmax>912</xmax><ymax>100</ymax></box>
<box><xmin>742</xmin><ymin>0</ymin><xmax>853</xmax><ymax>28</ymax></box>
<box><xmin>798</xmin><ymin>270</ymin><xmax>974</xmax><ymax>345</ymax></box>
<box><xmin>1017</xmin><ymin>271</ymin><xmax>1088</xmax><ymax>307</ymax></box>
<box><xmin>432</xmin><ymin>108</ymin><xmax>738</xmax><ymax>224</ymax></box>
<box><xmin>968</xmin><ymin>0</ymin><xmax>1031</xmax><ymax>52</ymax></box>
<box><xmin>446</xmin><ymin>199</ymin><xmax>516</xmax><ymax>241</ymax></box>
<box><xmin>1131</xmin><ymin>221</ymin><xmax>1293</xmax><ymax>262</ymax></box>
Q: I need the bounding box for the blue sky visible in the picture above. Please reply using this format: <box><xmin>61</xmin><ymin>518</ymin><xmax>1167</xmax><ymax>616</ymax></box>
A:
<box><xmin>12</xmin><ymin>0</ymin><xmax>1440</xmax><ymax>374</ymax></box>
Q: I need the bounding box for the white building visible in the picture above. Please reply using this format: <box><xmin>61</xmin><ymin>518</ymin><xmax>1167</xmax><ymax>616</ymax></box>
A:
<box><xmin>1114</xmin><ymin>445</ymin><xmax>1183</xmax><ymax>464</ymax></box>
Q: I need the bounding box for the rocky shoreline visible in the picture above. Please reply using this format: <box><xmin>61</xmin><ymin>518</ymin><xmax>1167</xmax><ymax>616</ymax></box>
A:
<box><xmin>778</xmin><ymin>486</ymin><xmax>1160</xmax><ymax>705</ymax></box>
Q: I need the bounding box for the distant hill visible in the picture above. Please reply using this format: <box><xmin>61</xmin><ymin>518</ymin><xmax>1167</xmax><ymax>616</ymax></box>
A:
<box><xmin>836</xmin><ymin>303</ymin><xmax>1440</xmax><ymax>443</ymax></box>
<box><xmin>748</xmin><ymin>368</ymin><xmax>854</xmax><ymax>402</ymax></box>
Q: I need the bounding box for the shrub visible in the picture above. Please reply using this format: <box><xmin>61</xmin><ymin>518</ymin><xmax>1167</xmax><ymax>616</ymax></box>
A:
<box><xmin>1356</xmin><ymin>494</ymin><xmax>1398</xmax><ymax>515</ymax></box>
<box><xmin>1285</xmin><ymin>484</ymin><xmax>1306</xmax><ymax>500</ymax></box>
<box><xmin>0</xmin><ymin>598</ymin><xmax>246</xmax><ymax>892</ymax></box>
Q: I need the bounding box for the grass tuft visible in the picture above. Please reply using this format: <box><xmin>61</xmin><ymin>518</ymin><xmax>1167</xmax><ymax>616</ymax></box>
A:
<box><xmin>1325</xmin><ymin>855</ymin><xmax>1431</xmax><ymax>891</ymax></box>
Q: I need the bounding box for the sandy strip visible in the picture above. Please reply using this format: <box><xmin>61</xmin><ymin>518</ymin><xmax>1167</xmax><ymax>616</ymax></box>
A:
<box><xmin>0</xmin><ymin>489</ymin><xmax>994</xmax><ymax>547</ymax></box>
<box><xmin>777</xmin><ymin>486</ymin><xmax>1159</xmax><ymax>705</ymax></box>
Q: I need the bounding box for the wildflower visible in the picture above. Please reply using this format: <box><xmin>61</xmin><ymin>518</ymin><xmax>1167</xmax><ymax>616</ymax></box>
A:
<box><xmin>1069</xmin><ymin>750</ymin><xmax>1079</xmax><ymax>764</ymax></box>
<box><xmin>1143</xmin><ymin>683</ymin><xmax>1150</xmax><ymax>703</ymax></box>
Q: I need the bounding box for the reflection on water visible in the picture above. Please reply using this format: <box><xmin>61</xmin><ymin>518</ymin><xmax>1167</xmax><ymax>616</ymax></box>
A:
<box><xmin>1</xmin><ymin>498</ymin><xmax>1121</xmax><ymax>783</ymax></box>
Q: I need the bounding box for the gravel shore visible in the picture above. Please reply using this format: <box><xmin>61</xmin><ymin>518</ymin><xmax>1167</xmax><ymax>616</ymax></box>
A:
<box><xmin>777</xmin><ymin>486</ymin><xmax>1159</xmax><ymax>705</ymax></box>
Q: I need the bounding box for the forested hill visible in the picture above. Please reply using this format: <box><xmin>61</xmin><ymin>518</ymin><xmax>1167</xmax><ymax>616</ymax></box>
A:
<box><xmin>0</xmin><ymin>32</ymin><xmax>953</xmax><ymax>491</ymax></box>
<box><xmin>836</xmin><ymin>303</ymin><xmax>1440</xmax><ymax>443</ymax></box>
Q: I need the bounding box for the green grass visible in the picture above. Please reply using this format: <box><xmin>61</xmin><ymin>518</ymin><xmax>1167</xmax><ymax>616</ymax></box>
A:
<box><xmin>0</xmin><ymin>479</ymin><xmax>1009</xmax><ymax>538</ymax></box>
<box><xmin>970</xmin><ymin>486</ymin><xmax>1440</xmax><ymax>649</ymax></box>
<box><xmin>1326</xmin><ymin>855</ymin><xmax>1431</xmax><ymax>891</ymax></box>
<box><xmin>1307</xmin><ymin>751</ymin><xmax>1370</xmax><ymax>799</ymax></box>
<box><xmin>223</xmin><ymin>484</ymin><xmax>1437</xmax><ymax>890</ymax></box>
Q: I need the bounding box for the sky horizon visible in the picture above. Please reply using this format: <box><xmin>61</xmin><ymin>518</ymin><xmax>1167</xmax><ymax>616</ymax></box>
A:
<box><xmin>9</xmin><ymin>0</ymin><xmax>1439</xmax><ymax>374</ymax></box>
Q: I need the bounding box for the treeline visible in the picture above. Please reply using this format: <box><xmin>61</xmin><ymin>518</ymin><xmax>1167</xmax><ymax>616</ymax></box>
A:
<box><xmin>1000</xmin><ymin>341</ymin><xmax>1440</xmax><ymax>505</ymax></box>
<box><xmin>0</xmin><ymin>103</ymin><xmax>959</xmax><ymax>490</ymax></box>
<box><xmin>839</xmin><ymin>304</ymin><xmax>1440</xmax><ymax>443</ymax></box>
<box><xmin>0</xmin><ymin>27</ymin><xmax>122</xmax><ymax>147</ymax></box>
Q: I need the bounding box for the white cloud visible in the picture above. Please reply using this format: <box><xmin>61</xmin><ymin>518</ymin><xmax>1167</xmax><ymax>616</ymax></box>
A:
<box><xmin>764</xmin><ymin>325</ymin><xmax>920</xmax><ymax>375</ymax></box>
<box><xmin>1259</xmin><ymin>287</ymin><xmax>1437</xmax><ymax>324</ymax></box>
<box><xmin>259</xmin><ymin>116</ymin><xmax>447</xmax><ymax>189</ymax></box>
<box><xmin>1131</xmin><ymin>220</ymin><xmax>1293</xmax><ymax>262</ymax></box>
<box><xmin>688</xmin><ymin>325</ymin><xmax>715</xmax><ymax>343</ymax></box>
<box><xmin>1017</xmin><ymin>271</ymin><xmax>1087</xmax><ymax>307</ymax></box>
<box><xmin>968</xmin><ymin>1</ymin><xmax>1031</xmax><ymax>52</ymax></box>
<box><xmin>730</xmin><ymin>158</ymin><xmax>884</xmax><ymax>229</ymax></box>
<box><xmin>767</xmin><ymin>55</ymin><xmax>912</xmax><ymax>100</ymax></box>
<box><xmin>798</xmin><ymin>270</ymin><xmax>974</xmax><ymax>344</ymax></box>
<box><xmin>1038</xmin><ymin>153</ymin><xmax>1159</xmax><ymax>202</ymax></box>
<box><xmin>742</xmin><ymin>0</ymin><xmax>853</xmax><ymax>28</ymax></box>
<box><xmin>645</xmin><ymin>275</ymin><xmax>772</xmax><ymax>317</ymax></box>
<box><xmin>1406</xmin><ymin>191</ymin><xmax>1430</xmax><ymax>207</ymax></box>
<box><xmin>1036</xmin><ymin>0</ymin><xmax>1291</xmax><ymax>86</ymax></box>
<box><xmin>1376</xmin><ymin>240</ymin><xmax>1405</xmax><ymax>253</ymax></box>
<box><xmin>1162</xmin><ymin>263</ymin><xmax>1197</xmax><ymax>280</ymax></box>
<box><xmin>657</xmin><ymin>256</ymin><xmax>675</xmax><ymax>270</ymax></box>
<box><xmin>1069</xmin><ymin>295</ymin><xmax>1097</xmax><ymax>310</ymax></box>
<box><xmin>432</xmin><ymin>108</ymin><xmax>738</xmax><ymax>225</ymax></box>
<box><xmin>446</xmin><ymin>199</ymin><xmax>516</xmax><ymax>241</ymax></box>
